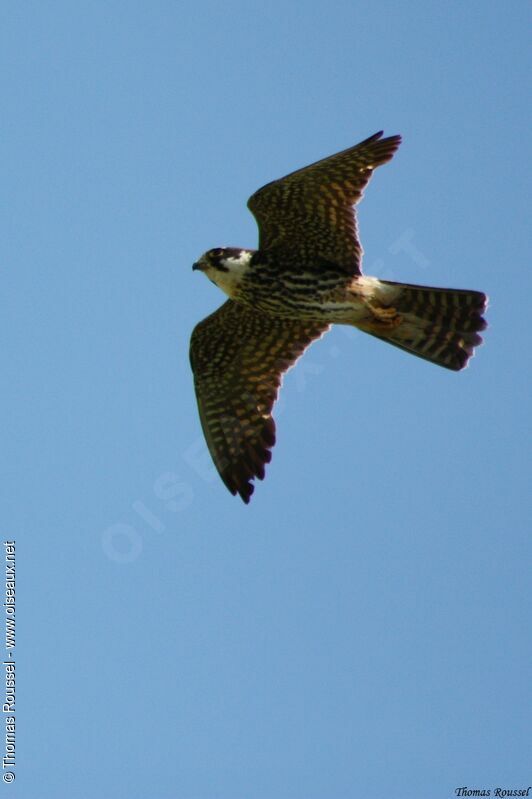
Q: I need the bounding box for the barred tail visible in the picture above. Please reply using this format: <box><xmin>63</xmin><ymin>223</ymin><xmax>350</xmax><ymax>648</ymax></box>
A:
<box><xmin>358</xmin><ymin>280</ymin><xmax>488</xmax><ymax>371</ymax></box>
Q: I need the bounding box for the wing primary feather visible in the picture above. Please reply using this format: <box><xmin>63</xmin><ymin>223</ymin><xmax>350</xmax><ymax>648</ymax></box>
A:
<box><xmin>190</xmin><ymin>300</ymin><xmax>328</xmax><ymax>502</ymax></box>
<box><xmin>247</xmin><ymin>131</ymin><xmax>401</xmax><ymax>274</ymax></box>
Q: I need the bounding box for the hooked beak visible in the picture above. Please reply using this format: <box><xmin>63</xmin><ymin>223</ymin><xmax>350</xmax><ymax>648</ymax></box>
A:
<box><xmin>192</xmin><ymin>261</ymin><xmax>206</xmax><ymax>272</ymax></box>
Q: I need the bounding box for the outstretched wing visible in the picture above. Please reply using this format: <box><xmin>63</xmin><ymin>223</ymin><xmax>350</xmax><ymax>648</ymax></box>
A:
<box><xmin>247</xmin><ymin>131</ymin><xmax>401</xmax><ymax>276</ymax></box>
<box><xmin>190</xmin><ymin>300</ymin><xmax>329</xmax><ymax>503</ymax></box>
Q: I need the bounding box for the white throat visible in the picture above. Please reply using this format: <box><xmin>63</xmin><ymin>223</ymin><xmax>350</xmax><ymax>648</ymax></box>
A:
<box><xmin>209</xmin><ymin>251</ymin><xmax>253</xmax><ymax>298</ymax></box>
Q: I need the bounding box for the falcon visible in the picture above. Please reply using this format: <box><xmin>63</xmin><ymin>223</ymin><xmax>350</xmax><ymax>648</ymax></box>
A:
<box><xmin>190</xmin><ymin>131</ymin><xmax>487</xmax><ymax>503</ymax></box>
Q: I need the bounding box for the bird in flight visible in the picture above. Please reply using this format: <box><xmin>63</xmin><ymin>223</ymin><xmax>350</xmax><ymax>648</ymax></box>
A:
<box><xmin>190</xmin><ymin>131</ymin><xmax>487</xmax><ymax>503</ymax></box>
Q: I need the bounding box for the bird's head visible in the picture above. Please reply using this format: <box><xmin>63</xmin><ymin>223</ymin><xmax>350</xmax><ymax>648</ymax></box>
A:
<box><xmin>192</xmin><ymin>247</ymin><xmax>255</xmax><ymax>298</ymax></box>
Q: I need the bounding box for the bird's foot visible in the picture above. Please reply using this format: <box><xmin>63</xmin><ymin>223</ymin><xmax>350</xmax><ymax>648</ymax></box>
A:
<box><xmin>365</xmin><ymin>302</ymin><xmax>403</xmax><ymax>331</ymax></box>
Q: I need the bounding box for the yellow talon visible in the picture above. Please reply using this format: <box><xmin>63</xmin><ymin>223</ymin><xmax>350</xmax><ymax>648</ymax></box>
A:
<box><xmin>365</xmin><ymin>302</ymin><xmax>403</xmax><ymax>330</ymax></box>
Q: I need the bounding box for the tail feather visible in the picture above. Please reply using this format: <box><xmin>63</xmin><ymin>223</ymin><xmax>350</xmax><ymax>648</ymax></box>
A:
<box><xmin>359</xmin><ymin>280</ymin><xmax>488</xmax><ymax>371</ymax></box>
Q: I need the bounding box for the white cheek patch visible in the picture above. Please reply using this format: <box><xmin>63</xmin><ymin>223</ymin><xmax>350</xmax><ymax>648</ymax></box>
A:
<box><xmin>221</xmin><ymin>253</ymin><xmax>252</xmax><ymax>273</ymax></box>
<box><xmin>206</xmin><ymin>251</ymin><xmax>254</xmax><ymax>299</ymax></box>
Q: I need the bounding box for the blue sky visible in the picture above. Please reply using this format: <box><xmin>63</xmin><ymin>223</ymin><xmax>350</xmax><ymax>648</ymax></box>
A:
<box><xmin>3</xmin><ymin>2</ymin><xmax>531</xmax><ymax>797</ymax></box>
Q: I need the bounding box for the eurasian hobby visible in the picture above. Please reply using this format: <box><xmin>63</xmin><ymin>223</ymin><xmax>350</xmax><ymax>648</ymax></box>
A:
<box><xmin>190</xmin><ymin>132</ymin><xmax>487</xmax><ymax>503</ymax></box>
